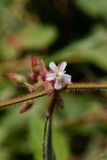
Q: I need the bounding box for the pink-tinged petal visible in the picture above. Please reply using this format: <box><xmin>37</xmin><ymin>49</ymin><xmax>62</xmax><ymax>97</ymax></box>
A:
<box><xmin>54</xmin><ymin>79</ymin><xmax>62</xmax><ymax>90</ymax></box>
<box><xmin>40</xmin><ymin>64</ymin><xmax>48</xmax><ymax>80</ymax></box>
<box><xmin>30</xmin><ymin>56</ymin><xmax>40</xmax><ymax>68</ymax></box>
<box><xmin>59</xmin><ymin>61</ymin><xmax>67</xmax><ymax>72</ymax></box>
<box><xmin>62</xmin><ymin>74</ymin><xmax>71</xmax><ymax>83</ymax></box>
<box><xmin>46</xmin><ymin>73</ymin><xmax>56</xmax><ymax>81</ymax></box>
<box><xmin>49</xmin><ymin>62</ymin><xmax>58</xmax><ymax>72</ymax></box>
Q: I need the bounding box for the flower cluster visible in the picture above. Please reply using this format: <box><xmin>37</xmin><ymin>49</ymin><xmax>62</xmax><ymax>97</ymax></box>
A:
<box><xmin>29</xmin><ymin>56</ymin><xmax>72</xmax><ymax>91</ymax></box>
<box><xmin>7</xmin><ymin>56</ymin><xmax>72</xmax><ymax>112</ymax></box>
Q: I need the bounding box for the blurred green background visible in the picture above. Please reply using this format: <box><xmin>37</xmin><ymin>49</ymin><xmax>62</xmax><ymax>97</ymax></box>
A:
<box><xmin>0</xmin><ymin>0</ymin><xmax>107</xmax><ymax>160</ymax></box>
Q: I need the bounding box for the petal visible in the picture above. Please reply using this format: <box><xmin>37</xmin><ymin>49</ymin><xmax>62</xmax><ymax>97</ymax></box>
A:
<box><xmin>49</xmin><ymin>62</ymin><xmax>58</xmax><ymax>72</ymax></box>
<box><xmin>54</xmin><ymin>79</ymin><xmax>62</xmax><ymax>90</ymax></box>
<box><xmin>62</xmin><ymin>74</ymin><xmax>71</xmax><ymax>83</ymax></box>
<box><xmin>59</xmin><ymin>61</ymin><xmax>67</xmax><ymax>72</ymax></box>
<box><xmin>40</xmin><ymin>65</ymin><xmax>48</xmax><ymax>80</ymax></box>
<box><xmin>46</xmin><ymin>73</ymin><xmax>56</xmax><ymax>81</ymax></box>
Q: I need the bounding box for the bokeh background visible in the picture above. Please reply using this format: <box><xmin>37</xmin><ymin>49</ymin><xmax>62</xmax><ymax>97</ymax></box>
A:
<box><xmin>0</xmin><ymin>0</ymin><xmax>107</xmax><ymax>160</ymax></box>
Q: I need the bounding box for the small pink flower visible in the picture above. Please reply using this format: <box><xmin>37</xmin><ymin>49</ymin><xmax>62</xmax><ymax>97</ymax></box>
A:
<box><xmin>46</xmin><ymin>62</ymin><xmax>71</xmax><ymax>90</ymax></box>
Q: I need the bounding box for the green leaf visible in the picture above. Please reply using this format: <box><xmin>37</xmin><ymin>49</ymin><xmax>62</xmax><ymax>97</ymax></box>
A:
<box><xmin>48</xmin><ymin>28</ymin><xmax>107</xmax><ymax>71</ymax></box>
<box><xmin>0</xmin><ymin>78</ymin><xmax>15</xmax><ymax>101</ymax></box>
<box><xmin>18</xmin><ymin>25</ymin><xmax>58</xmax><ymax>49</ymax></box>
<box><xmin>30</xmin><ymin>112</ymin><xmax>43</xmax><ymax>160</ymax></box>
<box><xmin>60</xmin><ymin>93</ymin><xmax>102</xmax><ymax>124</ymax></box>
<box><xmin>0</xmin><ymin>108</ymin><xmax>33</xmax><ymax>160</ymax></box>
<box><xmin>29</xmin><ymin>96</ymin><xmax>69</xmax><ymax>160</ymax></box>
<box><xmin>57</xmin><ymin>93</ymin><xmax>103</xmax><ymax>136</ymax></box>
<box><xmin>53</xmin><ymin>127</ymin><xmax>69</xmax><ymax>160</ymax></box>
<box><xmin>0</xmin><ymin>0</ymin><xmax>14</xmax><ymax>7</ymax></box>
<box><xmin>96</xmin><ymin>151</ymin><xmax>107</xmax><ymax>160</ymax></box>
<box><xmin>29</xmin><ymin>97</ymin><xmax>50</xmax><ymax>160</ymax></box>
<box><xmin>75</xmin><ymin>0</ymin><xmax>107</xmax><ymax>18</ymax></box>
<box><xmin>0</xmin><ymin>39</ymin><xmax>17</xmax><ymax>60</ymax></box>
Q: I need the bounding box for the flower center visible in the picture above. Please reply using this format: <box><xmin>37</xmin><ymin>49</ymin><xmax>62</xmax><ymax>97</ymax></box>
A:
<box><xmin>56</xmin><ymin>71</ymin><xmax>63</xmax><ymax>79</ymax></box>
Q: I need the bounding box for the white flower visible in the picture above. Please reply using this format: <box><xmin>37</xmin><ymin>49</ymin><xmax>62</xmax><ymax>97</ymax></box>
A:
<box><xmin>46</xmin><ymin>61</ymin><xmax>71</xmax><ymax>90</ymax></box>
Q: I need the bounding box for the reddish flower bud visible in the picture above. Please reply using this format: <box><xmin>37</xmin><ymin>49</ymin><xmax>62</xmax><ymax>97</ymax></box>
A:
<box><xmin>7</xmin><ymin>72</ymin><xmax>27</xmax><ymax>86</ymax></box>
<box><xmin>30</xmin><ymin>56</ymin><xmax>41</xmax><ymax>80</ymax></box>
<box><xmin>7</xmin><ymin>72</ymin><xmax>17</xmax><ymax>79</ymax></box>
<box><xmin>20</xmin><ymin>100</ymin><xmax>34</xmax><ymax>113</ymax></box>
<box><xmin>31</xmin><ymin>56</ymin><xmax>40</xmax><ymax>67</ymax></box>
<box><xmin>40</xmin><ymin>60</ymin><xmax>48</xmax><ymax>80</ymax></box>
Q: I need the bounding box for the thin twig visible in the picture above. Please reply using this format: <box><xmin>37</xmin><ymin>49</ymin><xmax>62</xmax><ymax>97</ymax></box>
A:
<box><xmin>0</xmin><ymin>90</ymin><xmax>46</xmax><ymax>109</ymax></box>
<box><xmin>0</xmin><ymin>82</ymin><xmax>107</xmax><ymax>109</ymax></box>
<box><xmin>67</xmin><ymin>82</ymin><xmax>107</xmax><ymax>90</ymax></box>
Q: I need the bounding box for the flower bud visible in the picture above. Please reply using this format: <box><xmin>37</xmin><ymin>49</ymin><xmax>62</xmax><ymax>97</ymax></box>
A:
<box><xmin>30</xmin><ymin>56</ymin><xmax>41</xmax><ymax>80</ymax></box>
<box><xmin>40</xmin><ymin>60</ymin><xmax>48</xmax><ymax>80</ymax></box>
<box><xmin>7</xmin><ymin>72</ymin><xmax>27</xmax><ymax>86</ymax></box>
<box><xmin>20</xmin><ymin>100</ymin><xmax>34</xmax><ymax>113</ymax></box>
<box><xmin>31</xmin><ymin>55</ymin><xmax>40</xmax><ymax>67</ymax></box>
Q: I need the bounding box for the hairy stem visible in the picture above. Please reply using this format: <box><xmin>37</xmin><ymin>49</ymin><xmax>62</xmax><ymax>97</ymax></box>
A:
<box><xmin>0</xmin><ymin>82</ymin><xmax>107</xmax><ymax>109</ymax></box>
<box><xmin>0</xmin><ymin>90</ymin><xmax>46</xmax><ymax>109</ymax></box>
<box><xmin>67</xmin><ymin>82</ymin><xmax>107</xmax><ymax>90</ymax></box>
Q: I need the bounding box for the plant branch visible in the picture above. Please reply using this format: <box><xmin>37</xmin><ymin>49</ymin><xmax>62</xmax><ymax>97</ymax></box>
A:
<box><xmin>67</xmin><ymin>82</ymin><xmax>107</xmax><ymax>90</ymax></box>
<box><xmin>0</xmin><ymin>82</ymin><xmax>107</xmax><ymax>109</ymax></box>
<box><xmin>0</xmin><ymin>90</ymin><xmax>46</xmax><ymax>109</ymax></box>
